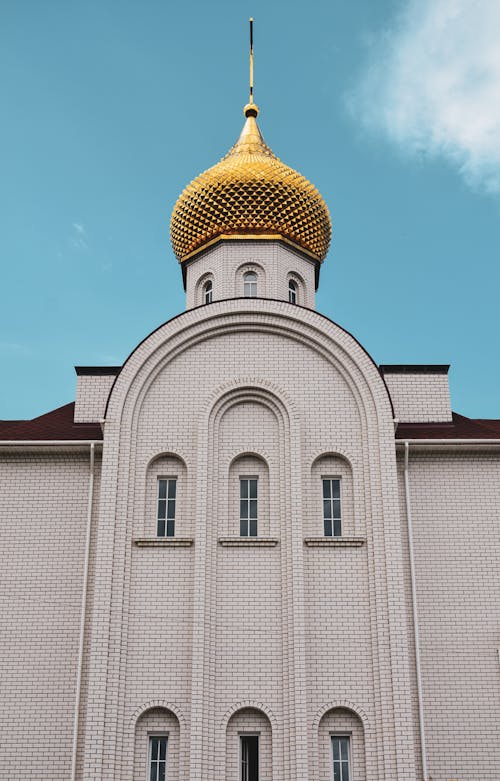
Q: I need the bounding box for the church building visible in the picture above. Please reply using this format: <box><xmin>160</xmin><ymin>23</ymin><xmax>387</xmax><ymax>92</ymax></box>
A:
<box><xmin>1</xmin><ymin>54</ymin><xmax>500</xmax><ymax>781</ymax></box>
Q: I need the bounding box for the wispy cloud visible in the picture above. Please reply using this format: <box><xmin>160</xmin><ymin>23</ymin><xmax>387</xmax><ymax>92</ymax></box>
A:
<box><xmin>348</xmin><ymin>0</ymin><xmax>500</xmax><ymax>194</ymax></box>
<box><xmin>0</xmin><ymin>342</ymin><xmax>31</xmax><ymax>355</ymax></box>
<box><xmin>69</xmin><ymin>222</ymin><xmax>88</xmax><ymax>250</ymax></box>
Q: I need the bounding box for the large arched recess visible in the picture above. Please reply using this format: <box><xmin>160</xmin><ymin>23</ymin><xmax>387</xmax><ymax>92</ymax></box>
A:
<box><xmin>104</xmin><ymin>298</ymin><xmax>393</xmax><ymax>424</ymax></box>
<box><xmin>83</xmin><ymin>299</ymin><xmax>417</xmax><ymax>781</ymax></box>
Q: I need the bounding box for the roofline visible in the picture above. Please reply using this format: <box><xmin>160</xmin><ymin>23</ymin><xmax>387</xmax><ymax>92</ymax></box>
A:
<box><xmin>75</xmin><ymin>366</ymin><xmax>121</xmax><ymax>376</ymax></box>
<box><xmin>0</xmin><ymin>440</ymin><xmax>103</xmax><ymax>448</ymax></box>
<box><xmin>103</xmin><ymin>297</ymin><xmax>394</xmax><ymax>419</ymax></box>
<box><xmin>396</xmin><ymin>439</ymin><xmax>500</xmax><ymax>447</ymax></box>
<box><xmin>380</xmin><ymin>364</ymin><xmax>450</xmax><ymax>375</ymax></box>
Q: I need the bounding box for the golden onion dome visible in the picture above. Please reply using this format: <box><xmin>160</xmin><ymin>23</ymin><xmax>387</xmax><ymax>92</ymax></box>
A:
<box><xmin>170</xmin><ymin>103</ymin><xmax>332</xmax><ymax>262</ymax></box>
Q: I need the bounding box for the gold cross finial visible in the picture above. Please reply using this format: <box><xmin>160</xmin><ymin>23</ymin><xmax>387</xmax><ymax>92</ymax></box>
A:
<box><xmin>249</xmin><ymin>18</ymin><xmax>254</xmax><ymax>104</ymax></box>
<box><xmin>244</xmin><ymin>19</ymin><xmax>259</xmax><ymax>118</ymax></box>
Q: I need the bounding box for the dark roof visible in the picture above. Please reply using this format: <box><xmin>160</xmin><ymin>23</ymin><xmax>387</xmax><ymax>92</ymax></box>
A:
<box><xmin>0</xmin><ymin>404</ymin><xmax>498</xmax><ymax>443</ymax></box>
<box><xmin>0</xmin><ymin>402</ymin><xmax>102</xmax><ymax>441</ymax></box>
<box><xmin>74</xmin><ymin>366</ymin><xmax>121</xmax><ymax>376</ymax></box>
<box><xmin>396</xmin><ymin>412</ymin><xmax>500</xmax><ymax>440</ymax></box>
<box><xmin>380</xmin><ymin>364</ymin><xmax>450</xmax><ymax>375</ymax></box>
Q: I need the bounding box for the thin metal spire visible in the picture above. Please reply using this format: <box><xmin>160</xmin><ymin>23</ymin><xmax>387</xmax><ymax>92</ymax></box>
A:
<box><xmin>249</xmin><ymin>18</ymin><xmax>254</xmax><ymax>104</ymax></box>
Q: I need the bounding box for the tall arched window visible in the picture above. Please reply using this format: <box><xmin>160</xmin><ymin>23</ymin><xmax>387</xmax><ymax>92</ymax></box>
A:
<box><xmin>288</xmin><ymin>279</ymin><xmax>297</xmax><ymax>304</ymax></box>
<box><xmin>203</xmin><ymin>280</ymin><xmax>213</xmax><ymax>304</ymax></box>
<box><xmin>243</xmin><ymin>272</ymin><xmax>257</xmax><ymax>297</ymax></box>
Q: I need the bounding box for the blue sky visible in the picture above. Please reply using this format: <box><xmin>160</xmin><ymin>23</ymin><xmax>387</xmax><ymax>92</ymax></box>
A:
<box><xmin>1</xmin><ymin>0</ymin><xmax>500</xmax><ymax>419</ymax></box>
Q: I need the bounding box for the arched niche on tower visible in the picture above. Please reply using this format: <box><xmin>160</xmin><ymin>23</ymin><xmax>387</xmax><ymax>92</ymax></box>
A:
<box><xmin>286</xmin><ymin>270</ymin><xmax>306</xmax><ymax>306</ymax></box>
<box><xmin>195</xmin><ymin>270</ymin><xmax>215</xmax><ymax>307</ymax></box>
<box><xmin>234</xmin><ymin>261</ymin><xmax>267</xmax><ymax>299</ymax></box>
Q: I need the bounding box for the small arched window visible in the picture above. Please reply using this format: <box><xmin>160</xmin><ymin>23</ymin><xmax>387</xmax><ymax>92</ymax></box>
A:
<box><xmin>203</xmin><ymin>280</ymin><xmax>213</xmax><ymax>304</ymax></box>
<box><xmin>288</xmin><ymin>279</ymin><xmax>297</xmax><ymax>304</ymax></box>
<box><xmin>243</xmin><ymin>272</ymin><xmax>257</xmax><ymax>298</ymax></box>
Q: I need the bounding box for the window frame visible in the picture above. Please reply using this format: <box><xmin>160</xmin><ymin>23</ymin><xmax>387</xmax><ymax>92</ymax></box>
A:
<box><xmin>243</xmin><ymin>271</ymin><xmax>258</xmax><ymax>298</ymax></box>
<box><xmin>330</xmin><ymin>734</ymin><xmax>351</xmax><ymax>781</ymax></box>
<box><xmin>239</xmin><ymin>475</ymin><xmax>258</xmax><ymax>537</ymax></box>
<box><xmin>148</xmin><ymin>733</ymin><xmax>168</xmax><ymax>781</ymax></box>
<box><xmin>288</xmin><ymin>278</ymin><xmax>298</xmax><ymax>304</ymax></box>
<box><xmin>240</xmin><ymin>732</ymin><xmax>260</xmax><ymax>781</ymax></box>
<box><xmin>157</xmin><ymin>477</ymin><xmax>177</xmax><ymax>537</ymax></box>
<box><xmin>203</xmin><ymin>279</ymin><xmax>213</xmax><ymax>304</ymax></box>
<box><xmin>322</xmin><ymin>476</ymin><xmax>342</xmax><ymax>537</ymax></box>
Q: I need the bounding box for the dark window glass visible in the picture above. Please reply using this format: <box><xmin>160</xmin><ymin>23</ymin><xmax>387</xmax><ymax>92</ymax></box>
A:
<box><xmin>149</xmin><ymin>736</ymin><xmax>167</xmax><ymax>781</ymax></box>
<box><xmin>241</xmin><ymin>735</ymin><xmax>259</xmax><ymax>781</ymax></box>
<box><xmin>157</xmin><ymin>479</ymin><xmax>177</xmax><ymax>537</ymax></box>
<box><xmin>288</xmin><ymin>279</ymin><xmax>297</xmax><ymax>304</ymax></box>
<box><xmin>322</xmin><ymin>478</ymin><xmax>342</xmax><ymax>537</ymax></box>
<box><xmin>204</xmin><ymin>280</ymin><xmax>213</xmax><ymax>304</ymax></box>
<box><xmin>240</xmin><ymin>477</ymin><xmax>258</xmax><ymax>536</ymax></box>
<box><xmin>332</xmin><ymin>736</ymin><xmax>350</xmax><ymax>781</ymax></box>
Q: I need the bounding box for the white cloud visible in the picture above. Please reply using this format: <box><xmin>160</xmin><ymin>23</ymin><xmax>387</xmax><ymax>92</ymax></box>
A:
<box><xmin>70</xmin><ymin>222</ymin><xmax>88</xmax><ymax>250</ymax></box>
<box><xmin>349</xmin><ymin>0</ymin><xmax>500</xmax><ymax>194</ymax></box>
<box><xmin>0</xmin><ymin>342</ymin><xmax>30</xmax><ymax>355</ymax></box>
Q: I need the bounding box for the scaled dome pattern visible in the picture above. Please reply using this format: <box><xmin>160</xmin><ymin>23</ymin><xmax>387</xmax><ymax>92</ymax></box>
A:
<box><xmin>170</xmin><ymin>106</ymin><xmax>332</xmax><ymax>262</ymax></box>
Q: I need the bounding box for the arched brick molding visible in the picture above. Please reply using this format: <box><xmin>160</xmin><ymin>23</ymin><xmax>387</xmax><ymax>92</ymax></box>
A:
<box><xmin>313</xmin><ymin>702</ymin><xmax>370</xmax><ymax>781</ymax></box>
<box><xmin>222</xmin><ymin>705</ymin><xmax>275</xmax><ymax>781</ymax></box>
<box><xmin>195</xmin><ymin>271</ymin><xmax>215</xmax><ymax>307</ymax></box>
<box><xmin>127</xmin><ymin>701</ymin><xmax>186</xmax><ymax>781</ymax></box>
<box><xmin>309</xmin><ymin>452</ymin><xmax>360</xmax><ymax>537</ymax></box>
<box><xmin>139</xmin><ymin>452</ymin><xmax>190</xmax><ymax>538</ymax></box>
<box><xmin>82</xmin><ymin>301</ymin><xmax>416</xmax><ymax>780</ymax></box>
<box><xmin>234</xmin><ymin>261</ymin><xmax>267</xmax><ymax>298</ymax></box>
<box><xmin>190</xmin><ymin>383</ymin><xmax>298</xmax><ymax>780</ymax></box>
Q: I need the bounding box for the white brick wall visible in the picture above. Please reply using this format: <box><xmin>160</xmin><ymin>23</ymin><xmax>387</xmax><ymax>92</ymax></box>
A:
<box><xmin>398</xmin><ymin>449</ymin><xmax>500</xmax><ymax>781</ymax></box>
<box><xmin>184</xmin><ymin>241</ymin><xmax>317</xmax><ymax>309</ymax></box>
<box><xmin>0</xmin><ymin>450</ymin><xmax>100</xmax><ymax>780</ymax></box>
<box><xmin>75</xmin><ymin>373</ymin><xmax>116</xmax><ymax>422</ymax></box>
<box><xmin>80</xmin><ymin>297</ymin><xmax>416</xmax><ymax>780</ymax></box>
<box><xmin>5</xmin><ymin>264</ymin><xmax>498</xmax><ymax>780</ymax></box>
<box><xmin>383</xmin><ymin>370</ymin><xmax>452</xmax><ymax>422</ymax></box>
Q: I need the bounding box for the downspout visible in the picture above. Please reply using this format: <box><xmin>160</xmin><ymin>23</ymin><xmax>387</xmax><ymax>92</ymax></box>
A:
<box><xmin>70</xmin><ymin>442</ymin><xmax>95</xmax><ymax>781</ymax></box>
<box><xmin>404</xmin><ymin>441</ymin><xmax>429</xmax><ymax>781</ymax></box>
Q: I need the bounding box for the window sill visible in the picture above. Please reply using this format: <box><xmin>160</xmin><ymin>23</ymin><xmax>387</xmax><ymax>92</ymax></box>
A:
<box><xmin>218</xmin><ymin>537</ymin><xmax>279</xmax><ymax>547</ymax></box>
<box><xmin>304</xmin><ymin>537</ymin><xmax>366</xmax><ymax>547</ymax></box>
<box><xmin>134</xmin><ymin>537</ymin><xmax>194</xmax><ymax>548</ymax></box>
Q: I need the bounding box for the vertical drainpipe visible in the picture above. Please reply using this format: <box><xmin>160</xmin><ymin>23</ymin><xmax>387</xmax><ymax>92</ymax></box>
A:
<box><xmin>404</xmin><ymin>441</ymin><xmax>429</xmax><ymax>781</ymax></box>
<box><xmin>70</xmin><ymin>442</ymin><xmax>95</xmax><ymax>781</ymax></box>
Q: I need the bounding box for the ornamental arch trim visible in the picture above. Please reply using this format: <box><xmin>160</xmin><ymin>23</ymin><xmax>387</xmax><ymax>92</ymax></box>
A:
<box><xmin>129</xmin><ymin>699</ymin><xmax>186</xmax><ymax>727</ymax></box>
<box><xmin>313</xmin><ymin>700</ymin><xmax>369</xmax><ymax>731</ymax></box>
<box><xmin>220</xmin><ymin>700</ymin><xmax>277</xmax><ymax>730</ymax></box>
<box><xmin>103</xmin><ymin>302</ymin><xmax>394</xmax><ymax>432</ymax></box>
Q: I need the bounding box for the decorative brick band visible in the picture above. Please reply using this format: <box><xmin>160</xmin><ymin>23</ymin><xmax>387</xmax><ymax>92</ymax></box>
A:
<box><xmin>133</xmin><ymin>538</ymin><xmax>194</xmax><ymax>547</ymax></box>
<box><xmin>304</xmin><ymin>537</ymin><xmax>366</xmax><ymax>547</ymax></box>
<box><xmin>218</xmin><ymin>537</ymin><xmax>279</xmax><ymax>547</ymax></box>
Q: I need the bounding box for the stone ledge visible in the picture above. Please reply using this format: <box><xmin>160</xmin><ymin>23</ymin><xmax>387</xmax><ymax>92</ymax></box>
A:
<box><xmin>218</xmin><ymin>537</ymin><xmax>279</xmax><ymax>547</ymax></box>
<box><xmin>304</xmin><ymin>537</ymin><xmax>366</xmax><ymax>547</ymax></box>
<box><xmin>134</xmin><ymin>538</ymin><xmax>194</xmax><ymax>548</ymax></box>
